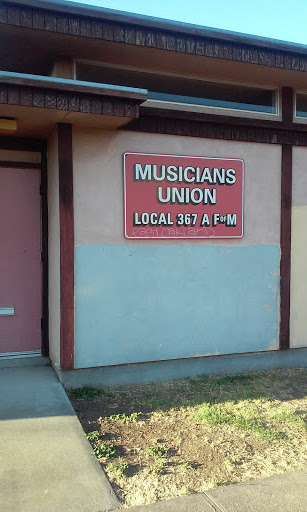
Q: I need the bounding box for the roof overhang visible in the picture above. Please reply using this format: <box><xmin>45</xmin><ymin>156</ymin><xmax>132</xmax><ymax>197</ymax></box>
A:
<box><xmin>3</xmin><ymin>0</ymin><xmax>307</xmax><ymax>55</ymax></box>
<box><xmin>1</xmin><ymin>0</ymin><xmax>307</xmax><ymax>74</ymax></box>
<box><xmin>0</xmin><ymin>71</ymin><xmax>147</xmax><ymax>136</ymax></box>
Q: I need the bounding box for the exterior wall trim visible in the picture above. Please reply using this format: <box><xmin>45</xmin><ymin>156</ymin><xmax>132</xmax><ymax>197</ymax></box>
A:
<box><xmin>58</xmin><ymin>123</ymin><xmax>74</xmax><ymax>370</ymax></box>
<box><xmin>279</xmin><ymin>89</ymin><xmax>294</xmax><ymax>350</ymax></box>
<box><xmin>125</xmin><ymin>114</ymin><xmax>307</xmax><ymax>146</ymax></box>
<box><xmin>139</xmin><ymin>106</ymin><xmax>301</xmax><ymax>132</ymax></box>
<box><xmin>280</xmin><ymin>144</ymin><xmax>292</xmax><ymax>350</ymax></box>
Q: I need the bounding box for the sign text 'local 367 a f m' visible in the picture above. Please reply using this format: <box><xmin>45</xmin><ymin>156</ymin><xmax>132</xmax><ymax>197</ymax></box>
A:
<box><xmin>123</xmin><ymin>152</ymin><xmax>244</xmax><ymax>239</ymax></box>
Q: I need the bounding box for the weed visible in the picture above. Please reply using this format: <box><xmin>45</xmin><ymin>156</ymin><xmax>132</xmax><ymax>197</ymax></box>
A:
<box><xmin>84</xmin><ymin>427</ymin><xmax>116</xmax><ymax>460</ymax></box>
<box><xmin>146</xmin><ymin>457</ymin><xmax>165</xmax><ymax>475</ymax></box>
<box><xmin>70</xmin><ymin>386</ymin><xmax>113</xmax><ymax>400</ymax></box>
<box><xmin>212</xmin><ymin>479</ymin><xmax>226</xmax><ymax>488</ymax></box>
<box><xmin>108</xmin><ymin>459</ymin><xmax>128</xmax><ymax>478</ymax></box>
<box><xmin>225</xmin><ymin>458</ymin><xmax>233</xmax><ymax>468</ymax></box>
<box><xmin>85</xmin><ymin>430</ymin><xmax>101</xmax><ymax>442</ymax></box>
<box><xmin>109</xmin><ymin>412</ymin><xmax>142</xmax><ymax>423</ymax></box>
<box><xmin>182</xmin><ymin>461</ymin><xmax>194</xmax><ymax>470</ymax></box>
<box><xmin>93</xmin><ymin>442</ymin><xmax>116</xmax><ymax>459</ymax></box>
<box><xmin>225</xmin><ymin>456</ymin><xmax>242</xmax><ymax>468</ymax></box>
<box><xmin>145</xmin><ymin>443</ymin><xmax>167</xmax><ymax>475</ymax></box>
<box><xmin>146</xmin><ymin>445</ymin><xmax>167</xmax><ymax>458</ymax></box>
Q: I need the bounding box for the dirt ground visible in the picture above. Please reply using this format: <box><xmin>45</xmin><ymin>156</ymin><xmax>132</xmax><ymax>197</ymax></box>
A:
<box><xmin>69</xmin><ymin>369</ymin><xmax>307</xmax><ymax>508</ymax></box>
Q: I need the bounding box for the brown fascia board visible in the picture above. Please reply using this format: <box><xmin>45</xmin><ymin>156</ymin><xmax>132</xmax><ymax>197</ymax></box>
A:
<box><xmin>0</xmin><ymin>72</ymin><xmax>146</xmax><ymax>119</ymax></box>
<box><xmin>0</xmin><ymin>71</ymin><xmax>148</xmax><ymax>101</ymax></box>
<box><xmin>3</xmin><ymin>0</ymin><xmax>307</xmax><ymax>57</ymax></box>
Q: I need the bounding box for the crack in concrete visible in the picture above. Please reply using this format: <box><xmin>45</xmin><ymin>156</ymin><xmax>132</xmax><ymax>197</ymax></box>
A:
<box><xmin>202</xmin><ymin>492</ymin><xmax>229</xmax><ymax>512</ymax></box>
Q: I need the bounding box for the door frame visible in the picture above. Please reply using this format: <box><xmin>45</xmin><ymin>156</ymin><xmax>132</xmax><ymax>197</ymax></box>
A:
<box><xmin>0</xmin><ymin>136</ymin><xmax>49</xmax><ymax>357</ymax></box>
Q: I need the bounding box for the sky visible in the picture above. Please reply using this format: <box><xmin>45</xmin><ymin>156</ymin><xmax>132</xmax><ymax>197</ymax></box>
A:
<box><xmin>67</xmin><ymin>0</ymin><xmax>307</xmax><ymax>46</ymax></box>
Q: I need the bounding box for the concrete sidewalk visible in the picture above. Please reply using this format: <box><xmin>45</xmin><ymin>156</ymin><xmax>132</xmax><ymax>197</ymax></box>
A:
<box><xmin>0</xmin><ymin>365</ymin><xmax>118</xmax><ymax>512</ymax></box>
<box><xmin>1</xmin><ymin>365</ymin><xmax>306</xmax><ymax>512</ymax></box>
<box><xmin>128</xmin><ymin>471</ymin><xmax>307</xmax><ymax>512</ymax></box>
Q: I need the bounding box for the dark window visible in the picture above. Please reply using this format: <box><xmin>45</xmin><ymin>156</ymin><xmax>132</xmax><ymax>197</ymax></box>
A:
<box><xmin>296</xmin><ymin>93</ymin><xmax>307</xmax><ymax>117</ymax></box>
<box><xmin>76</xmin><ymin>61</ymin><xmax>277</xmax><ymax>114</ymax></box>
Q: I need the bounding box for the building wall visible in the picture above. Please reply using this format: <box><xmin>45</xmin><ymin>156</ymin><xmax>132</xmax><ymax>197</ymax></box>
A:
<box><xmin>47</xmin><ymin>130</ymin><xmax>61</xmax><ymax>366</ymax></box>
<box><xmin>290</xmin><ymin>147</ymin><xmax>307</xmax><ymax>348</ymax></box>
<box><xmin>73</xmin><ymin>128</ymin><xmax>281</xmax><ymax>369</ymax></box>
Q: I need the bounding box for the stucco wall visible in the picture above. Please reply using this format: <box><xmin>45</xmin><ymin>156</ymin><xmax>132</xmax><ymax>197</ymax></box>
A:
<box><xmin>290</xmin><ymin>147</ymin><xmax>307</xmax><ymax>348</ymax></box>
<box><xmin>47</xmin><ymin>130</ymin><xmax>61</xmax><ymax>366</ymax></box>
<box><xmin>73</xmin><ymin>128</ymin><xmax>281</xmax><ymax>368</ymax></box>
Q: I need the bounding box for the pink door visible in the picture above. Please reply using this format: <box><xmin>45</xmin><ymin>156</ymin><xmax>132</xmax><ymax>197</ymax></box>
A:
<box><xmin>0</xmin><ymin>167</ymin><xmax>42</xmax><ymax>355</ymax></box>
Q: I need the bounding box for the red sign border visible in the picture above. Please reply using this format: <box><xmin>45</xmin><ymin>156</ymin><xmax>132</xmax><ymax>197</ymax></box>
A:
<box><xmin>123</xmin><ymin>152</ymin><xmax>244</xmax><ymax>239</ymax></box>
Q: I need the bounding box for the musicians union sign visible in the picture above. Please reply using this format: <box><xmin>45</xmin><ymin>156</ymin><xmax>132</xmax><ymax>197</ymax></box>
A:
<box><xmin>123</xmin><ymin>152</ymin><xmax>244</xmax><ymax>239</ymax></box>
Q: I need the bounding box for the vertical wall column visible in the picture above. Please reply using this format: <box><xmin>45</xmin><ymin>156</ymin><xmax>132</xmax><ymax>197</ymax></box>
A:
<box><xmin>279</xmin><ymin>88</ymin><xmax>293</xmax><ymax>350</ymax></box>
<box><xmin>58</xmin><ymin>123</ymin><xmax>75</xmax><ymax>369</ymax></box>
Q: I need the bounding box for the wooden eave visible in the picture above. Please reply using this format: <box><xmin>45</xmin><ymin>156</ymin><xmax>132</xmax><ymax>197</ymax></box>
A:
<box><xmin>1</xmin><ymin>0</ymin><xmax>307</xmax><ymax>73</ymax></box>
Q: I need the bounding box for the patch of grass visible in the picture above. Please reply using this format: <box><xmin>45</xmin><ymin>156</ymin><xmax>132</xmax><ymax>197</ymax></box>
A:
<box><xmin>189</xmin><ymin>373</ymin><xmax>255</xmax><ymax>388</ymax></box>
<box><xmin>70</xmin><ymin>369</ymin><xmax>307</xmax><ymax>508</ymax></box>
<box><xmin>213</xmin><ymin>374</ymin><xmax>255</xmax><ymax>385</ymax></box>
<box><xmin>186</xmin><ymin>373</ymin><xmax>269</xmax><ymax>405</ymax></box>
<box><xmin>188</xmin><ymin>375</ymin><xmax>210</xmax><ymax>386</ymax></box>
<box><xmin>70</xmin><ymin>386</ymin><xmax>113</xmax><ymax>400</ymax></box>
<box><xmin>194</xmin><ymin>400</ymin><xmax>286</xmax><ymax>441</ymax></box>
<box><xmin>109</xmin><ymin>412</ymin><xmax>143</xmax><ymax>423</ymax></box>
<box><xmin>93</xmin><ymin>442</ymin><xmax>116</xmax><ymax>459</ymax></box>
<box><xmin>268</xmin><ymin>407</ymin><xmax>307</xmax><ymax>430</ymax></box>
<box><xmin>139</xmin><ymin>393</ymin><xmax>178</xmax><ymax>410</ymax></box>
<box><xmin>108</xmin><ymin>459</ymin><xmax>128</xmax><ymax>478</ymax></box>
<box><xmin>85</xmin><ymin>430</ymin><xmax>102</xmax><ymax>442</ymax></box>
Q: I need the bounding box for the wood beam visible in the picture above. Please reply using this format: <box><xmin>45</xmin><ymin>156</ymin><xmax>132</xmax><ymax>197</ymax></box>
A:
<box><xmin>58</xmin><ymin>123</ymin><xmax>74</xmax><ymax>370</ymax></box>
<box><xmin>279</xmin><ymin>144</ymin><xmax>292</xmax><ymax>350</ymax></box>
<box><xmin>279</xmin><ymin>88</ymin><xmax>294</xmax><ymax>350</ymax></box>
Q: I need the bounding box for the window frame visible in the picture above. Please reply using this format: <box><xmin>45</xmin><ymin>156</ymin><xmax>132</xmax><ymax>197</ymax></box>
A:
<box><xmin>74</xmin><ymin>59</ymin><xmax>280</xmax><ymax>118</ymax></box>
<box><xmin>294</xmin><ymin>90</ymin><xmax>307</xmax><ymax>120</ymax></box>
